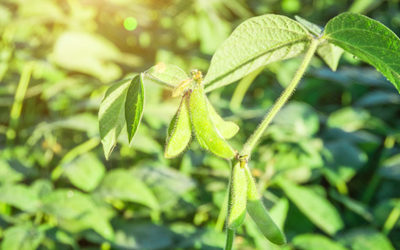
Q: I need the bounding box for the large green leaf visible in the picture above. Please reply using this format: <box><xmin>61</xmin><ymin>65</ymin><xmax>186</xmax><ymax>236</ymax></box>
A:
<box><xmin>204</xmin><ymin>14</ymin><xmax>311</xmax><ymax>92</ymax></box>
<box><xmin>1</xmin><ymin>224</ymin><xmax>44</xmax><ymax>250</ymax></box>
<box><xmin>63</xmin><ymin>153</ymin><xmax>105</xmax><ymax>192</ymax></box>
<box><xmin>41</xmin><ymin>189</ymin><xmax>114</xmax><ymax>240</ymax></box>
<box><xmin>97</xmin><ymin>169</ymin><xmax>159</xmax><ymax>210</ymax></box>
<box><xmin>0</xmin><ymin>184</ymin><xmax>40</xmax><ymax>212</ymax></box>
<box><xmin>293</xmin><ymin>234</ymin><xmax>347</xmax><ymax>250</ymax></box>
<box><xmin>125</xmin><ymin>74</ymin><xmax>145</xmax><ymax>142</ymax></box>
<box><xmin>51</xmin><ymin>31</ymin><xmax>122</xmax><ymax>82</ymax></box>
<box><xmin>278</xmin><ymin>178</ymin><xmax>344</xmax><ymax>235</ymax></box>
<box><xmin>131</xmin><ymin>166</ymin><xmax>195</xmax><ymax>209</ymax></box>
<box><xmin>337</xmin><ymin>228</ymin><xmax>394</xmax><ymax>250</ymax></box>
<box><xmin>110</xmin><ymin>220</ymin><xmax>174</xmax><ymax>249</ymax></box>
<box><xmin>98</xmin><ymin>79</ymin><xmax>130</xmax><ymax>159</ymax></box>
<box><xmin>324</xmin><ymin>13</ymin><xmax>400</xmax><ymax>93</ymax></box>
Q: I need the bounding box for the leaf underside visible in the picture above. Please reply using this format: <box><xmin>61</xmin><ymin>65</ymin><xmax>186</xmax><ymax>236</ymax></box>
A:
<box><xmin>204</xmin><ymin>14</ymin><xmax>311</xmax><ymax>92</ymax></box>
<box><xmin>99</xmin><ymin>78</ymin><xmax>131</xmax><ymax>159</ymax></box>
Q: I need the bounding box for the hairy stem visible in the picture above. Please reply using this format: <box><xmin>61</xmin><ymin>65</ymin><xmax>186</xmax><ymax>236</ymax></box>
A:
<box><xmin>224</xmin><ymin>160</ymin><xmax>235</xmax><ymax>250</ymax></box>
<box><xmin>241</xmin><ymin>38</ymin><xmax>319</xmax><ymax>157</ymax></box>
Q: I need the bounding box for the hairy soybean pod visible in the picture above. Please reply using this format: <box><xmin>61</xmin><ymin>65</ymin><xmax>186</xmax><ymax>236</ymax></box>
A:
<box><xmin>245</xmin><ymin>166</ymin><xmax>287</xmax><ymax>245</ymax></box>
<box><xmin>164</xmin><ymin>95</ymin><xmax>192</xmax><ymax>158</ymax></box>
<box><xmin>228</xmin><ymin>162</ymin><xmax>248</xmax><ymax>229</ymax></box>
<box><xmin>189</xmin><ymin>83</ymin><xmax>236</xmax><ymax>159</ymax></box>
<box><xmin>207</xmin><ymin>99</ymin><xmax>239</xmax><ymax>139</ymax></box>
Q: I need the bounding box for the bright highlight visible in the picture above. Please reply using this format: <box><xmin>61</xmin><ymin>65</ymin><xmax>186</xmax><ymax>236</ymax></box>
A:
<box><xmin>124</xmin><ymin>17</ymin><xmax>138</xmax><ymax>31</ymax></box>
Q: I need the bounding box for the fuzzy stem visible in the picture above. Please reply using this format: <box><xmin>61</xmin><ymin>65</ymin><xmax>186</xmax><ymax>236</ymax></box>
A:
<box><xmin>241</xmin><ymin>39</ymin><xmax>319</xmax><ymax>157</ymax></box>
<box><xmin>224</xmin><ymin>160</ymin><xmax>235</xmax><ymax>250</ymax></box>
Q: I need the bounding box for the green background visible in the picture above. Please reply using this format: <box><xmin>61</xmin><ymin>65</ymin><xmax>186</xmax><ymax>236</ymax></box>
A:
<box><xmin>1</xmin><ymin>0</ymin><xmax>400</xmax><ymax>249</ymax></box>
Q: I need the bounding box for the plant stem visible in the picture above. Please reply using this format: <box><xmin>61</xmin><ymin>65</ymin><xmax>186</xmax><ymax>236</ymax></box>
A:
<box><xmin>6</xmin><ymin>62</ymin><xmax>35</xmax><ymax>143</ymax></box>
<box><xmin>230</xmin><ymin>66</ymin><xmax>264</xmax><ymax>111</ymax></box>
<box><xmin>224</xmin><ymin>228</ymin><xmax>235</xmax><ymax>250</ymax></box>
<box><xmin>241</xmin><ymin>39</ymin><xmax>319</xmax><ymax>157</ymax></box>
<box><xmin>224</xmin><ymin>160</ymin><xmax>235</xmax><ymax>250</ymax></box>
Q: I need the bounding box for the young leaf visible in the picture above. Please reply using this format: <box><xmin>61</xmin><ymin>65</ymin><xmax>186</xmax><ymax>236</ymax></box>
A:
<box><xmin>145</xmin><ymin>62</ymin><xmax>188</xmax><ymax>87</ymax></box>
<box><xmin>295</xmin><ymin>15</ymin><xmax>323</xmax><ymax>37</ymax></box>
<box><xmin>99</xmin><ymin>78</ymin><xmax>130</xmax><ymax>159</ymax></box>
<box><xmin>317</xmin><ymin>41</ymin><xmax>344</xmax><ymax>71</ymax></box>
<box><xmin>324</xmin><ymin>12</ymin><xmax>400</xmax><ymax>93</ymax></box>
<box><xmin>277</xmin><ymin>178</ymin><xmax>344</xmax><ymax>235</ymax></box>
<box><xmin>228</xmin><ymin>162</ymin><xmax>247</xmax><ymax>229</ymax></box>
<box><xmin>294</xmin><ymin>16</ymin><xmax>344</xmax><ymax>71</ymax></box>
<box><xmin>204</xmin><ymin>14</ymin><xmax>311</xmax><ymax>92</ymax></box>
<box><xmin>207</xmin><ymin>99</ymin><xmax>239</xmax><ymax>139</ymax></box>
<box><xmin>189</xmin><ymin>83</ymin><xmax>236</xmax><ymax>159</ymax></box>
<box><xmin>245</xmin><ymin>167</ymin><xmax>286</xmax><ymax>245</ymax></box>
<box><xmin>164</xmin><ymin>95</ymin><xmax>192</xmax><ymax>158</ymax></box>
<box><xmin>125</xmin><ymin>74</ymin><xmax>145</xmax><ymax>142</ymax></box>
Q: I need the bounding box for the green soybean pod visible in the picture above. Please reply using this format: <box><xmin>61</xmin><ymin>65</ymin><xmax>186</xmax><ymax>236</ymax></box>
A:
<box><xmin>245</xmin><ymin>166</ymin><xmax>287</xmax><ymax>245</ymax></box>
<box><xmin>228</xmin><ymin>162</ymin><xmax>248</xmax><ymax>229</ymax></box>
<box><xmin>164</xmin><ymin>95</ymin><xmax>192</xmax><ymax>158</ymax></box>
<box><xmin>206</xmin><ymin>99</ymin><xmax>239</xmax><ymax>139</ymax></box>
<box><xmin>189</xmin><ymin>83</ymin><xmax>236</xmax><ymax>159</ymax></box>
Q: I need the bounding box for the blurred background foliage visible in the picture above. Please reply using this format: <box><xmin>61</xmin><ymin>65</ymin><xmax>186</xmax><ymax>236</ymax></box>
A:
<box><xmin>0</xmin><ymin>0</ymin><xmax>400</xmax><ymax>249</ymax></box>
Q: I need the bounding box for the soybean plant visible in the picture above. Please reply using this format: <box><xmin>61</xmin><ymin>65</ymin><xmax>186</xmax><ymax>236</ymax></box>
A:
<box><xmin>99</xmin><ymin>13</ymin><xmax>400</xmax><ymax>249</ymax></box>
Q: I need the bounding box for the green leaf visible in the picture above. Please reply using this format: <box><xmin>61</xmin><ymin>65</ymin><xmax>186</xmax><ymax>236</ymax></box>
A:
<box><xmin>204</xmin><ymin>14</ymin><xmax>311</xmax><ymax>92</ymax></box>
<box><xmin>278</xmin><ymin>178</ymin><xmax>344</xmax><ymax>235</ymax></box>
<box><xmin>145</xmin><ymin>63</ymin><xmax>188</xmax><ymax>87</ymax></box>
<box><xmin>317</xmin><ymin>41</ymin><xmax>344</xmax><ymax>71</ymax></box>
<box><xmin>327</xmin><ymin>107</ymin><xmax>370</xmax><ymax>132</ymax></box>
<box><xmin>295</xmin><ymin>16</ymin><xmax>323</xmax><ymax>37</ymax></box>
<box><xmin>294</xmin><ymin>16</ymin><xmax>344</xmax><ymax>71</ymax></box>
<box><xmin>189</xmin><ymin>83</ymin><xmax>236</xmax><ymax>159</ymax></box>
<box><xmin>245</xmin><ymin>167</ymin><xmax>286</xmax><ymax>245</ymax></box>
<box><xmin>164</xmin><ymin>96</ymin><xmax>192</xmax><ymax>158</ymax></box>
<box><xmin>110</xmin><ymin>220</ymin><xmax>174</xmax><ymax>249</ymax></box>
<box><xmin>207</xmin><ymin>99</ymin><xmax>239</xmax><ymax>139</ymax></box>
<box><xmin>99</xmin><ymin>79</ymin><xmax>130</xmax><ymax>159</ymax></box>
<box><xmin>198</xmin><ymin>11</ymin><xmax>231</xmax><ymax>55</ymax></box>
<box><xmin>330</xmin><ymin>190</ymin><xmax>373</xmax><ymax>222</ymax></box>
<box><xmin>324</xmin><ymin>13</ymin><xmax>400</xmax><ymax>93</ymax></box>
<box><xmin>379</xmin><ymin>153</ymin><xmax>400</xmax><ymax>181</ymax></box>
<box><xmin>125</xmin><ymin>74</ymin><xmax>145</xmax><ymax>142</ymax></box>
<box><xmin>131</xmin><ymin>166</ymin><xmax>195</xmax><ymax>209</ymax></box>
<box><xmin>293</xmin><ymin>234</ymin><xmax>347</xmax><ymax>250</ymax></box>
<box><xmin>0</xmin><ymin>184</ymin><xmax>40</xmax><ymax>212</ymax></box>
<box><xmin>63</xmin><ymin>153</ymin><xmax>105</xmax><ymax>192</ymax></box>
<box><xmin>97</xmin><ymin>169</ymin><xmax>159</xmax><ymax>210</ymax></box>
<box><xmin>41</xmin><ymin>189</ymin><xmax>114</xmax><ymax>240</ymax></box>
<box><xmin>1</xmin><ymin>224</ymin><xmax>44</xmax><ymax>250</ymax></box>
<box><xmin>228</xmin><ymin>163</ymin><xmax>247</xmax><ymax>229</ymax></box>
<box><xmin>338</xmin><ymin>228</ymin><xmax>394</xmax><ymax>250</ymax></box>
<box><xmin>51</xmin><ymin>31</ymin><xmax>125</xmax><ymax>82</ymax></box>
